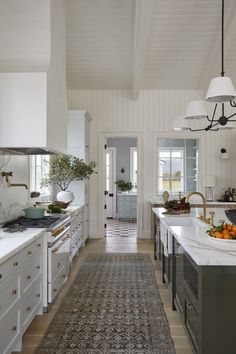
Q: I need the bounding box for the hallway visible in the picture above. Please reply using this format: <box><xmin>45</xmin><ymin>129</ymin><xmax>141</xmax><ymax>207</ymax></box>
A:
<box><xmin>15</xmin><ymin>238</ymin><xmax>193</xmax><ymax>354</ymax></box>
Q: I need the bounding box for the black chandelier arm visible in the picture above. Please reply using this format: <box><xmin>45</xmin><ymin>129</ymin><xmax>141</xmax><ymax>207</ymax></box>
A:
<box><xmin>230</xmin><ymin>100</ymin><xmax>236</xmax><ymax>108</ymax></box>
<box><xmin>189</xmin><ymin>125</ymin><xmax>219</xmax><ymax>132</ymax></box>
<box><xmin>206</xmin><ymin>103</ymin><xmax>218</xmax><ymax>122</ymax></box>
<box><xmin>227</xmin><ymin>112</ymin><xmax>236</xmax><ymax>121</ymax></box>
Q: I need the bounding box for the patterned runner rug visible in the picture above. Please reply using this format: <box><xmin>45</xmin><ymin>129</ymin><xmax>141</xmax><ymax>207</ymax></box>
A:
<box><xmin>35</xmin><ymin>254</ymin><xmax>175</xmax><ymax>354</ymax></box>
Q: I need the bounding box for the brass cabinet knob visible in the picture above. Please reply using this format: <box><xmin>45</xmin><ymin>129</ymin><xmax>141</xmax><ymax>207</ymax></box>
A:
<box><xmin>12</xmin><ymin>289</ymin><xmax>17</xmax><ymax>295</ymax></box>
<box><xmin>36</xmin><ymin>265</ymin><xmax>40</xmax><ymax>269</ymax></box>
<box><xmin>36</xmin><ymin>293</ymin><xmax>40</xmax><ymax>298</ymax></box>
<box><xmin>12</xmin><ymin>326</ymin><xmax>17</xmax><ymax>332</ymax></box>
<box><xmin>26</xmin><ymin>306</ymin><xmax>31</xmax><ymax>312</ymax></box>
<box><xmin>53</xmin><ymin>288</ymin><xmax>57</xmax><ymax>292</ymax></box>
<box><xmin>37</xmin><ymin>243</ymin><xmax>41</xmax><ymax>247</ymax></box>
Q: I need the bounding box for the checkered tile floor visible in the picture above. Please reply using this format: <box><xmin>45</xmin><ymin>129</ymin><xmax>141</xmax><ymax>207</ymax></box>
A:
<box><xmin>106</xmin><ymin>219</ymin><xmax>137</xmax><ymax>238</ymax></box>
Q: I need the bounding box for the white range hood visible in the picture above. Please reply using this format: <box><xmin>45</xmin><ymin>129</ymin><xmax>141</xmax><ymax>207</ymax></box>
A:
<box><xmin>0</xmin><ymin>0</ymin><xmax>67</xmax><ymax>155</ymax></box>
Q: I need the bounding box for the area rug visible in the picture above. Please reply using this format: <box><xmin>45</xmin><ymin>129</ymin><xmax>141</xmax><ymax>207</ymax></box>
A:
<box><xmin>35</xmin><ymin>254</ymin><xmax>175</xmax><ymax>354</ymax></box>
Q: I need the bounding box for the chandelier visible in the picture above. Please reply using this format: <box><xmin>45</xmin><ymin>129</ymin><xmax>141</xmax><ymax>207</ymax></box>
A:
<box><xmin>174</xmin><ymin>0</ymin><xmax>236</xmax><ymax>132</ymax></box>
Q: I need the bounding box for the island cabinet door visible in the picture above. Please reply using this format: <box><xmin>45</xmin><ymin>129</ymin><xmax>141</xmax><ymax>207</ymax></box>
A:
<box><xmin>172</xmin><ymin>236</ymin><xmax>185</xmax><ymax>317</ymax></box>
<box><xmin>185</xmin><ymin>293</ymin><xmax>200</xmax><ymax>354</ymax></box>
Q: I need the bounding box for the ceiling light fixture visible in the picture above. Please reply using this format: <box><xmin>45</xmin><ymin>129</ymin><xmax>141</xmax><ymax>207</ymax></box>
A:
<box><xmin>172</xmin><ymin>116</ymin><xmax>190</xmax><ymax>131</ymax></box>
<box><xmin>185</xmin><ymin>0</ymin><xmax>236</xmax><ymax>132</ymax></box>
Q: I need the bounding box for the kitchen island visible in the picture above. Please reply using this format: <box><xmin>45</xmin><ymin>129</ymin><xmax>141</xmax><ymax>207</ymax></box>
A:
<box><xmin>152</xmin><ymin>207</ymin><xmax>236</xmax><ymax>354</ymax></box>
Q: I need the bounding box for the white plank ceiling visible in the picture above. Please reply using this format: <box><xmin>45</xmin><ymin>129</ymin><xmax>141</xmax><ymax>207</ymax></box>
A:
<box><xmin>66</xmin><ymin>0</ymin><xmax>236</xmax><ymax>95</ymax></box>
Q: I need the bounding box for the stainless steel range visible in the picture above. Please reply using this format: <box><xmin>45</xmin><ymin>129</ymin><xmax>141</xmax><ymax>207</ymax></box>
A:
<box><xmin>2</xmin><ymin>214</ymin><xmax>71</xmax><ymax>310</ymax></box>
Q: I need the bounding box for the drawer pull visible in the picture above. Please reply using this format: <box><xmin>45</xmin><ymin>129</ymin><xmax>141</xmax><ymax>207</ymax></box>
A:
<box><xmin>0</xmin><ymin>274</ymin><xmax>2</xmax><ymax>279</ymax></box>
<box><xmin>12</xmin><ymin>289</ymin><xmax>17</xmax><ymax>295</ymax></box>
<box><xmin>12</xmin><ymin>326</ymin><xmax>17</xmax><ymax>332</ymax></box>
<box><xmin>36</xmin><ymin>293</ymin><xmax>40</xmax><ymax>298</ymax></box>
<box><xmin>57</xmin><ymin>262</ymin><xmax>61</xmax><ymax>267</ymax></box>
<box><xmin>53</xmin><ymin>288</ymin><xmax>58</xmax><ymax>292</ymax></box>
<box><xmin>36</xmin><ymin>265</ymin><xmax>40</xmax><ymax>269</ymax></box>
<box><xmin>37</xmin><ymin>243</ymin><xmax>41</xmax><ymax>247</ymax></box>
<box><xmin>26</xmin><ymin>275</ymin><xmax>31</xmax><ymax>280</ymax></box>
<box><xmin>13</xmin><ymin>261</ymin><xmax>18</xmax><ymax>267</ymax></box>
<box><xmin>26</xmin><ymin>306</ymin><xmax>31</xmax><ymax>312</ymax></box>
<box><xmin>62</xmin><ymin>274</ymin><xmax>66</xmax><ymax>278</ymax></box>
<box><xmin>187</xmin><ymin>302</ymin><xmax>192</xmax><ymax>309</ymax></box>
<box><xmin>27</xmin><ymin>250</ymin><xmax>32</xmax><ymax>255</ymax></box>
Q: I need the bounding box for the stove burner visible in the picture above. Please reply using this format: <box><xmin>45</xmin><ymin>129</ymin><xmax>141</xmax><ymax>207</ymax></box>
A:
<box><xmin>3</xmin><ymin>226</ymin><xmax>27</xmax><ymax>233</ymax></box>
<box><xmin>2</xmin><ymin>216</ymin><xmax>61</xmax><ymax>229</ymax></box>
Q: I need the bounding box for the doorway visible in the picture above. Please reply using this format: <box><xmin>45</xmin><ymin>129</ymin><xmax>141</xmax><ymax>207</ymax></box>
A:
<box><xmin>105</xmin><ymin>137</ymin><xmax>138</xmax><ymax>238</ymax></box>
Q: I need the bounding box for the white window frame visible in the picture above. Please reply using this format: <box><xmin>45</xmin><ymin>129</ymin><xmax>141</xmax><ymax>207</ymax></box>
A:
<box><xmin>130</xmin><ymin>147</ymin><xmax>137</xmax><ymax>190</ymax></box>
<box><xmin>30</xmin><ymin>155</ymin><xmax>52</xmax><ymax>199</ymax></box>
<box><xmin>154</xmin><ymin>134</ymin><xmax>201</xmax><ymax>198</ymax></box>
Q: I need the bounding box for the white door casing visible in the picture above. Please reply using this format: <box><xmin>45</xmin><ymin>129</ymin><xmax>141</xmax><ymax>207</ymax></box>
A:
<box><xmin>99</xmin><ymin>132</ymin><xmax>143</xmax><ymax>238</ymax></box>
<box><xmin>105</xmin><ymin>147</ymin><xmax>116</xmax><ymax>218</ymax></box>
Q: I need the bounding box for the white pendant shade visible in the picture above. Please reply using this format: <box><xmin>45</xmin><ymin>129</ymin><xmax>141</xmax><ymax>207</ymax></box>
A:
<box><xmin>172</xmin><ymin>116</ymin><xmax>190</xmax><ymax>131</ymax></box>
<box><xmin>205</xmin><ymin>76</ymin><xmax>236</xmax><ymax>103</ymax></box>
<box><xmin>185</xmin><ymin>100</ymin><xmax>208</xmax><ymax>119</ymax></box>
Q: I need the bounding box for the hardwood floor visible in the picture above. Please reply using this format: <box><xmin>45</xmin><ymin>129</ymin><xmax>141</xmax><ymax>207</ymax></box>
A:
<box><xmin>13</xmin><ymin>238</ymin><xmax>193</xmax><ymax>354</ymax></box>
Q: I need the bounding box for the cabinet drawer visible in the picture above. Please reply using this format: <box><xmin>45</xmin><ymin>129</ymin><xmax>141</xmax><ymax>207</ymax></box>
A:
<box><xmin>0</xmin><ymin>253</ymin><xmax>21</xmax><ymax>284</ymax></box>
<box><xmin>185</xmin><ymin>295</ymin><xmax>199</xmax><ymax>352</ymax></box>
<box><xmin>49</xmin><ymin>268</ymin><xmax>67</xmax><ymax>303</ymax></box>
<box><xmin>0</xmin><ymin>309</ymin><xmax>20</xmax><ymax>354</ymax></box>
<box><xmin>0</xmin><ymin>275</ymin><xmax>20</xmax><ymax>321</ymax></box>
<box><xmin>22</xmin><ymin>238</ymin><xmax>43</xmax><ymax>263</ymax></box>
<box><xmin>21</xmin><ymin>252</ymin><xmax>42</xmax><ymax>294</ymax></box>
<box><xmin>22</xmin><ymin>279</ymin><xmax>42</xmax><ymax>332</ymax></box>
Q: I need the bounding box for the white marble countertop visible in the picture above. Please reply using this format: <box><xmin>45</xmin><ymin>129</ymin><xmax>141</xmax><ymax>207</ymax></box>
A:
<box><xmin>153</xmin><ymin>207</ymin><xmax>236</xmax><ymax>266</ymax></box>
<box><xmin>169</xmin><ymin>225</ymin><xmax>236</xmax><ymax>266</ymax></box>
<box><xmin>150</xmin><ymin>198</ymin><xmax>236</xmax><ymax>206</ymax></box>
<box><xmin>153</xmin><ymin>207</ymin><xmax>231</xmax><ymax>224</ymax></box>
<box><xmin>0</xmin><ymin>228</ymin><xmax>46</xmax><ymax>265</ymax></box>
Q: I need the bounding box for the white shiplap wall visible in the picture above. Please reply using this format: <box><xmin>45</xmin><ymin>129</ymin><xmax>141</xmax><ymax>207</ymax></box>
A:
<box><xmin>68</xmin><ymin>89</ymin><xmax>236</xmax><ymax>238</ymax></box>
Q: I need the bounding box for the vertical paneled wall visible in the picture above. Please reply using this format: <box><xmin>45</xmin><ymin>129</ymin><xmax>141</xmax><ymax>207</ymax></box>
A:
<box><xmin>68</xmin><ymin>89</ymin><xmax>236</xmax><ymax>238</ymax></box>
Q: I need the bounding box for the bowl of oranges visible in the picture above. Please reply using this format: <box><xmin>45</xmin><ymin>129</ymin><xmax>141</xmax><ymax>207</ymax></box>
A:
<box><xmin>206</xmin><ymin>220</ymin><xmax>236</xmax><ymax>241</ymax></box>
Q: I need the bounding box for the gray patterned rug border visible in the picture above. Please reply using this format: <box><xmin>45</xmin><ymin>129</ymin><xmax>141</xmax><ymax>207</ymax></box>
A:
<box><xmin>35</xmin><ymin>253</ymin><xmax>176</xmax><ymax>354</ymax></box>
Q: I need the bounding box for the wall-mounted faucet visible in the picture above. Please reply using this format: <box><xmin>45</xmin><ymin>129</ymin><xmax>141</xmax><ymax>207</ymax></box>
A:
<box><xmin>1</xmin><ymin>171</ymin><xmax>28</xmax><ymax>189</ymax></box>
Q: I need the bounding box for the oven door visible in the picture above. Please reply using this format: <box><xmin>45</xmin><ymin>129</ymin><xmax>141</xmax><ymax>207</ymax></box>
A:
<box><xmin>47</xmin><ymin>236</ymin><xmax>70</xmax><ymax>303</ymax></box>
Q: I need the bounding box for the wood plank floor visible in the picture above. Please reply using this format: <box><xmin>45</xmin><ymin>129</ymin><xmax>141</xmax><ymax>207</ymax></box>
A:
<box><xmin>13</xmin><ymin>237</ymin><xmax>193</xmax><ymax>354</ymax></box>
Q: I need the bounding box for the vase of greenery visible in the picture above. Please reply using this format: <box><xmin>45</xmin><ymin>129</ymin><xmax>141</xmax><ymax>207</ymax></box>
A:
<box><xmin>41</xmin><ymin>155</ymin><xmax>96</xmax><ymax>203</ymax></box>
<box><xmin>115</xmin><ymin>180</ymin><xmax>133</xmax><ymax>193</ymax></box>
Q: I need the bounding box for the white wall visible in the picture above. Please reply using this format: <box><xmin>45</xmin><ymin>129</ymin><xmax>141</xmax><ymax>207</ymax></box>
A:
<box><xmin>68</xmin><ymin>89</ymin><xmax>236</xmax><ymax>238</ymax></box>
<box><xmin>0</xmin><ymin>154</ymin><xmax>29</xmax><ymax>223</ymax></box>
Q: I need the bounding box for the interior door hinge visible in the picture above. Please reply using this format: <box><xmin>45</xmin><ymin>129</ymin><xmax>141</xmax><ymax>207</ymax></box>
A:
<box><xmin>104</xmin><ymin>190</ymin><xmax>108</xmax><ymax>195</ymax></box>
<box><xmin>104</xmin><ymin>223</ymin><xmax>107</xmax><ymax>229</ymax></box>
<box><xmin>104</xmin><ymin>144</ymin><xmax>107</xmax><ymax>149</ymax></box>
<box><xmin>104</xmin><ymin>204</ymin><xmax>107</xmax><ymax>209</ymax></box>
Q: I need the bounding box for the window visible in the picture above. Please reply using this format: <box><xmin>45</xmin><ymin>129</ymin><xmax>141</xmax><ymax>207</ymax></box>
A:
<box><xmin>130</xmin><ymin>147</ymin><xmax>137</xmax><ymax>190</ymax></box>
<box><xmin>157</xmin><ymin>138</ymin><xmax>198</xmax><ymax>197</ymax></box>
<box><xmin>30</xmin><ymin>155</ymin><xmax>51</xmax><ymax>198</ymax></box>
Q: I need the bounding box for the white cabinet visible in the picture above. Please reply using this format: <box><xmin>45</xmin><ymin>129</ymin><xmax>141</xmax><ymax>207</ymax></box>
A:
<box><xmin>68</xmin><ymin>206</ymin><xmax>85</xmax><ymax>260</ymax></box>
<box><xmin>117</xmin><ymin>194</ymin><xmax>137</xmax><ymax>219</ymax></box>
<box><xmin>0</xmin><ymin>232</ymin><xmax>45</xmax><ymax>354</ymax></box>
<box><xmin>68</xmin><ymin>110</ymin><xmax>91</xmax><ymax>242</ymax></box>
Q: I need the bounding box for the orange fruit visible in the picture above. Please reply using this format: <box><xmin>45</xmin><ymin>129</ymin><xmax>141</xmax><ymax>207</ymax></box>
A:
<box><xmin>215</xmin><ymin>232</ymin><xmax>224</xmax><ymax>238</ymax></box>
<box><xmin>224</xmin><ymin>234</ymin><xmax>233</xmax><ymax>239</ymax></box>
<box><xmin>232</xmin><ymin>226</ymin><xmax>236</xmax><ymax>232</ymax></box>
<box><xmin>223</xmin><ymin>229</ymin><xmax>230</xmax><ymax>235</ymax></box>
<box><xmin>227</xmin><ymin>225</ymin><xmax>233</xmax><ymax>231</ymax></box>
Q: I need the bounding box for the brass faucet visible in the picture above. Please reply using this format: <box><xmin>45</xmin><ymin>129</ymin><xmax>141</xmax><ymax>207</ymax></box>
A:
<box><xmin>186</xmin><ymin>191</ymin><xmax>207</xmax><ymax>222</ymax></box>
<box><xmin>1</xmin><ymin>171</ymin><xmax>28</xmax><ymax>189</ymax></box>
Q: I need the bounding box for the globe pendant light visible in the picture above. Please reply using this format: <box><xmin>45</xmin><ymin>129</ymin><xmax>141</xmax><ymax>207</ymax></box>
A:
<box><xmin>187</xmin><ymin>0</ymin><xmax>236</xmax><ymax>132</ymax></box>
<box><xmin>172</xmin><ymin>116</ymin><xmax>190</xmax><ymax>131</ymax></box>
